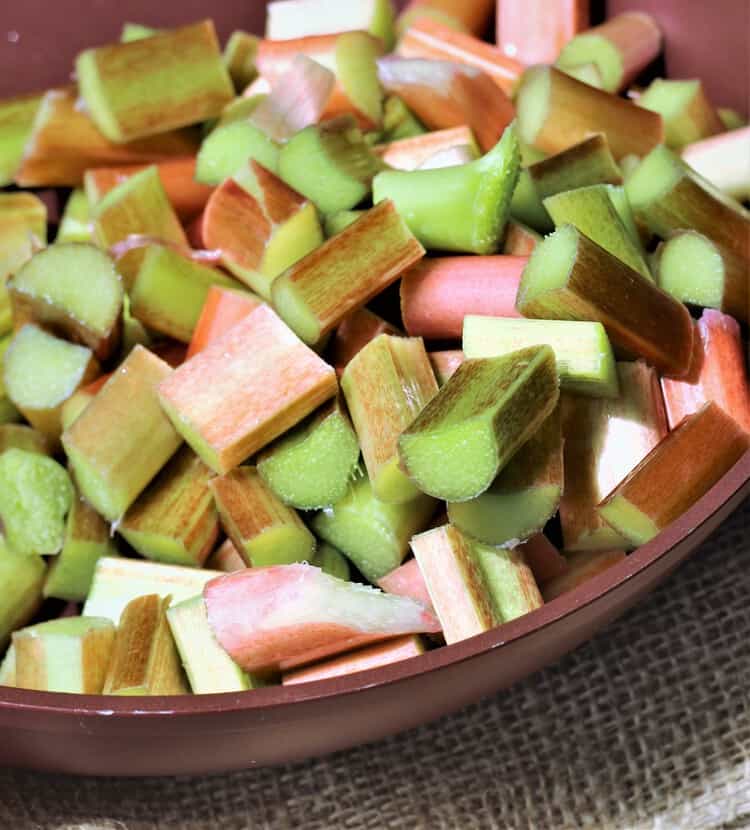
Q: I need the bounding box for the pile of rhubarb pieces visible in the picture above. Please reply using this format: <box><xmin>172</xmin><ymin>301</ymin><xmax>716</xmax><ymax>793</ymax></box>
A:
<box><xmin>0</xmin><ymin>0</ymin><xmax>748</xmax><ymax>696</ymax></box>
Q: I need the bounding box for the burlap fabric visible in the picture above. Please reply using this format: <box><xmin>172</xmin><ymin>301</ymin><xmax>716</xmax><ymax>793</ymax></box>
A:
<box><xmin>1</xmin><ymin>498</ymin><xmax>749</xmax><ymax>830</ymax></box>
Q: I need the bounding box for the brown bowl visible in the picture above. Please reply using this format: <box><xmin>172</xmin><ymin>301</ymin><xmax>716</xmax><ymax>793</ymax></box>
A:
<box><xmin>0</xmin><ymin>0</ymin><xmax>748</xmax><ymax>777</ymax></box>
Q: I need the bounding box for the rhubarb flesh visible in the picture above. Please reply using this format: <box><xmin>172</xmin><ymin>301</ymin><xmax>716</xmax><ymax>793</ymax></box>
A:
<box><xmin>0</xmin><ymin>337</ymin><xmax>20</xmax><ymax>424</ymax></box>
<box><xmin>257</xmin><ymin>398</ymin><xmax>360</xmax><ymax>510</ymax></box>
<box><xmin>203</xmin><ymin>563</ymin><xmax>440</xmax><ymax>673</ymax></box>
<box><xmin>527</xmin><ymin>134</ymin><xmax>623</xmax><ymax>200</ymax></box>
<box><xmin>377</xmin><ymin>557</ymin><xmax>434</xmax><ymax>612</ymax></box>
<box><xmin>342</xmin><ymin>335</ymin><xmax>438</xmax><ymax>503</ymax></box>
<box><xmin>398</xmin><ymin>0</ymin><xmax>494</xmax><ymax>37</ymax></box>
<box><xmin>158</xmin><ymin>305</ymin><xmax>337</xmax><ymax>474</ymax></box>
<box><xmin>0</xmin><ymin>546</ymin><xmax>46</xmax><ymax>648</ymax></box>
<box><xmin>196</xmin><ymin>121</ymin><xmax>280</xmax><ymax>185</ymax></box>
<box><xmin>186</xmin><ymin>285</ymin><xmax>262</xmax><ymax>359</ymax></box>
<box><xmin>224</xmin><ymin>31</ymin><xmax>260</xmax><ymax>91</ymax></box>
<box><xmin>0</xmin><ymin>424</ymin><xmax>50</xmax><ymax>456</ymax></box>
<box><xmin>638</xmin><ymin>78</ymin><xmax>722</xmax><ymax>149</ymax></box>
<box><xmin>330</xmin><ymin>307</ymin><xmax>401</xmax><ymax>371</ymax></box>
<box><xmin>0</xmin><ymin>92</ymin><xmax>42</xmax><ymax>186</ymax></box>
<box><xmin>398</xmin><ymin>347</ymin><xmax>559</xmax><ymax>502</ymax></box>
<box><xmin>681</xmin><ymin>127</ymin><xmax>750</xmax><ymax>202</ymax></box>
<box><xmin>57</xmin><ymin>190</ymin><xmax>93</xmax><ymax>244</ymax></box>
<box><xmin>374</xmin><ymin>125</ymin><xmax>479</xmax><ymax>171</ymax></box>
<box><xmin>496</xmin><ymin>0</ymin><xmax>588</xmax><ymax>65</ymax></box>
<box><xmin>311</xmin><ymin>543</ymin><xmax>351</xmax><ymax>582</ymax></box>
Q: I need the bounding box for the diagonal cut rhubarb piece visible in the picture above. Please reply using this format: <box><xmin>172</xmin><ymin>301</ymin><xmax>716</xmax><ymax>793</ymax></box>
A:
<box><xmin>447</xmin><ymin>405</ymin><xmax>563</xmax><ymax>546</ymax></box>
<box><xmin>400</xmin><ymin>255</ymin><xmax>525</xmax><ymax>339</ymax></box>
<box><xmin>0</xmin><ymin>424</ymin><xmax>50</xmax><ymax>456</ymax></box>
<box><xmin>10</xmin><ymin>243</ymin><xmax>123</xmax><ymax>359</ymax></box>
<box><xmin>206</xmin><ymin>538</ymin><xmax>246</xmax><ymax>573</ymax></box>
<box><xmin>429</xmin><ymin>350</ymin><xmax>464</xmax><ymax>386</ymax></box>
<box><xmin>542</xmin><ymin>550</ymin><xmax>627</xmax><ymax>601</ymax></box>
<box><xmin>271</xmin><ymin>199</ymin><xmax>424</xmax><ymax>345</ymax></box>
<box><xmin>0</xmin><ymin>191</ymin><xmax>47</xmax><ymax>242</ymax></box>
<box><xmin>103</xmin><ymin>595</ymin><xmax>188</xmax><ymax>695</ymax></box>
<box><xmin>0</xmin><ymin>545</ymin><xmax>46</xmax><ymax>649</ymax></box>
<box><xmin>496</xmin><ymin>0</ymin><xmax>589</xmax><ymax>65</ymax></box>
<box><xmin>209</xmin><ymin>467</ymin><xmax>316</xmax><ymax>567</ymax></box>
<box><xmin>373</xmin><ymin>125</ymin><xmax>479</xmax><ymax>170</ymax></box>
<box><xmin>186</xmin><ymin>285</ymin><xmax>263</xmax><ymax>359</ymax></box>
<box><xmin>330</xmin><ymin>307</ymin><xmax>401</xmax><ymax>372</ymax></box>
<box><xmin>223</xmin><ymin>30</ymin><xmax>260</xmax><ymax>91</ymax></box>
<box><xmin>158</xmin><ymin>305</ymin><xmax>337</xmax><ymax>474</ymax></box>
<box><xmin>556</xmin><ymin>12</ymin><xmax>662</xmax><ymax>94</ymax></box>
<box><xmin>503</xmin><ymin>220</ymin><xmax>541</xmax><ymax>256</ymax></box>
<box><xmin>13</xmin><ymin>616</ymin><xmax>115</xmax><ymax>694</ymax></box>
<box><xmin>397</xmin><ymin>17</ymin><xmax>523</xmax><ymax>96</ymax></box>
<box><xmin>313</xmin><ymin>470</ymin><xmax>437</xmax><ymax>582</ymax></box>
<box><xmin>14</xmin><ymin>87</ymin><xmax>199</xmax><ymax>188</ymax></box>
<box><xmin>599</xmin><ymin>402</ymin><xmax>750</xmax><ymax>547</ymax></box>
<box><xmin>76</xmin><ymin>20</ymin><xmax>234</xmax><ymax>142</ymax></box>
<box><xmin>0</xmin><ymin>91</ymin><xmax>42</xmax><ymax>186</ymax></box>
<box><xmin>638</xmin><ymin>78</ymin><xmax>723</xmax><ymax>149</ymax></box>
<box><xmin>380</xmin><ymin>95</ymin><xmax>426</xmax><ymax>141</ymax></box>
<box><xmin>476</xmin><ymin>541</ymin><xmax>543</xmax><ymax>623</ymax></box>
<box><xmin>196</xmin><ymin>120</ymin><xmax>281</xmax><ymax>185</ymax></box>
<box><xmin>377</xmin><ymin>57</ymin><xmax>514</xmax><ymax>153</ymax></box>
<box><xmin>373</xmin><ymin>124</ymin><xmax>519</xmax><ymax>254</ymax></box>
<box><xmin>560</xmin><ymin>361</ymin><xmax>668</xmax><ymax>551</ymax></box>
<box><xmin>118</xmin><ymin>447</ymin><xmax>220</xmax><ymax>568</ymax></box>
<box><xmin>342</xmin><ymin>334</ymin><xmax>437</xmax><ymax>503</ymax></box>
<box><xmin>515</xmin><ymin>66</ymin><xmax>664</xmax><ymax>160</ymax></box>
<box><xmin>661</xmin><ymin>310</ymin><xmax>750</xmax><ymax>434</ymax></box>
<box><xmin>376</xmin><ymin>557</ymin><xmax>434</xmax><ymax>613</ymax></box>
<box><xmin>62</xmin><ymin>345</ymin><xmax>182</xmax><ymax>523</ymax></box>
<box><xmin>463</xmin><ymin>316</ymin><xmax>619</xmax><ymax>398</ymax></box>
<box><xmin>3</xmin><ymin>324</ymin><xmax>99</xmax><ymax>442</ymax></box>
<box><xmin>516</xmin><ymin>224</ymin><xmax>695</xmax><ymax>377</ymax></box>
<box><xmin>57</xmin><ymin>190</ymin><xmax>93</xmax><ymax>244</ymax></box>
<box><xmin>203</xmin><ymin>563</ymin><xmax>440</xmax><ymax>673</ymax></box>
<box><xmin>519</xmin><ymin>534</ymin><xmax>568</xmax><ymax>586</ymax></box>
<box><xmin>257</xmin><ymin>397</ymin><xmax>360</xmax><ymax>510</ymax></box>
<box><xmin>397</xmin><ymin>0</ymin><xmax>494</xmax><ymax>38</ymax></box>
<box><xmin>681</xmin><ymin>127</ymin><xmax>750</xmax><ymax>202</ymax></box>
<box><xmin>398</xmin><ymin>347</ymin><xmax>559</xmax><ymax>502</ymax></box>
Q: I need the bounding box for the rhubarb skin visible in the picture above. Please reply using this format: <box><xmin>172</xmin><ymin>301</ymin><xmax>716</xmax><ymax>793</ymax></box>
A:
<box><xmin>0</xmin><ymin>91</ymin><xmax>42</xmax><ymax>186</ymax></box>
<box><xmin>503</xmin><ymin>220</ymin><xmax>541</xmax><ymax>256</ymax></box>
<box><xmin>271</xmin><ymin>200</ymin><xmax>424</xmax><ymax>346</ymax></box>
<box><xmin>496</xmin><ymin>0</ymin><xmax>589</xmax><ymax>65</ymax></box>
<box><xmin>519</xmin><ymin>534</ymin><xmax>568</xmax><ymax>585</ymax></box>
<box><xmin>283</xmin><ymin>635</ymin><xmax>425</xmax><ymax>686</ymax></box>
<box><xmin>0</xmin><ymin>545</ymin><xmax>46</xmax><ymax>649</ymax></box>
<box><xmin>377</xmin><ymin>57</ymin><xmax>515</xmax><ymax>153</ymax></box>
<box><xmin>560</xmin><ymin>361</ymin><xmax>667</xmax><ymax>552</ymax></box>
<box><xmin>62</xmin><ymin>345</ymin><xmax>182</xmax><ymax>523</ymax></box>
<box><xmin>661</xmin><ymin>310</ymin><xmax>750</xmax><ymax>434</ymax></box>
<box><xmin>158</xmin><ymin>305</ymin><xmax>337</xmax><ymax>475</ymax></box>
<box><xmin>598</xmin><ymin>402</ymin><xmax>750</xmax><ymax>547</ymax></box>
<box><xmin>400</xmin><ymin>256</ymin><xmax>525</xmax><ymax>339</ymax></box>
<box><xmin>429</xmin><ymin>350</ymin><xmax>465</xmax><ymax>386</ymax></box>
<box><xmin>542</xmin><ymin>550</ymin><xmax>626</xmax><ymax>601</ymax></box>
<box><xmin>377</xmin><ymin>558</ymin><xmax>435</xmax><ymax>614</ymax></box>
<box><xmin>681</xmin><ymin>126</ymin><xmax>750</xmax><ymax>202</ymax></box>
<box><xmin>342</xmin><ymin>334</ymin><xmax>438</xmax><ymax>503</ymax></box>
<box><xmin>186</xmin><ymin>285</ymin><xmax>263</xmax><ymax>360</ymax></box>
<box><xmin>0</xmin><ymin>424</ymin><xmax>50</xmax><ymax>456</ymax></box>
<box><xmin>203</xmin><ymin>564</ymin><xmax>441</xmax><ymax>673</ymax></box>
<box><xmin>330</xmin><ymin>308</ymin><xmax>401</xmax><ymax>373</ymax></box>
<box><xmin>374</xmin><ymin>125</ymin><xmax>479</xmax><ymax>171</ymax></box>
<box><xmin>397</xmin><ymin>17</ymin><xmax>523</xmax><ymax>96</ymax></box>
<box><xmin>14</xmin><ymin>87</ymin><xmax>199</xmax><ymax>188</ymax></box>
<box><xmin>638</xmin><ymin>79</ymin><xmax>723</xmax><ymax>150</ymax></box>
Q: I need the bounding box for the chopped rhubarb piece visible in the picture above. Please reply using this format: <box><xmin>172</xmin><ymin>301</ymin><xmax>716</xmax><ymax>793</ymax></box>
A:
<box><xmin>272</xmin><ymin>200</ymin><xmax>424</xmax><ymax>345</ymax></box>
<box><xmin>661</xmin><ymin>310</ymin><xmax>750</xmax><ymax>433</ymax></box>
<box><xmin>223</xmin><ymin>31</ymin><xmax>259</xmax><ymax>91</ymax></box>
<box><xmin>599</xmin><ymin>402</ymin><xmax>750</xmax><ymax>546</ymax></box>
<box><xmin>57</xmin><ymin>190</ymin><xmax>93</xmax><ymax>244</ymax></box>
<box><xmin>0</xmin><ymin>424</ymin><xmax>50</xmax><ymax>456</ymax></box>
<box><xmin>186</xmin><ymin>285</ymin><xmax>262</xmax><ymax>360</ymax></box>
<box><xmin>0</xmin><ymin>338</ymin><xmax>20</xmax><ymax>424</ymax></box>
<box><xmin>342</xmin><ymin>335</ymin><xmax>437</xmax><ymax>503</ymax></box>
<box><xmin>283</xmin><ymin>635</ymin><xmax>425</xmax><ymax>685</ymax></box>
<box><xmin>196</xmin><ymin>120</ymin><xmax>280</xmax><ymax>185</ymax></box>
<box><xmin>0</xmin><ymin>545</ymin><xmax>45</xmax><ymax>648</ymax></box>
<box><xmin>400</xmin><ymin>256</ymin><xmax>525</xmax><ymax>340</ymax></box>
<box><xmin>681</xmin><ymin>127</ymin><xmax>750</xmax><ymax>202</ymax></box>
<box><xmin>638</xmin><ymin>78</ymin><xmax>722</xmax><ymax>149</ymax></box>
<box><xmin>398</xmin><ymin>347</ymin><xmax>559</xmax><ymax>502</ymax></box>
<box><xmin>103</xmin><ymin>594</ymin><xmax>188</xmax><ymax>695</ymax></box>
<box><xmin>381</xmin><ymin>95</ymin><xmax>426</xmax><ymax>140</ymax></box>
<box><xmin>0</xmin><ymin>91</ymin><xmax>42</xmax><ymax>186</ymax></box>
<box><xmin>542</xmin><ymin>550</ymin><xmax>627</xmax><ymax>601</ymax></box>
<box><xmin>377</xmin><ymin>558</ymin><xmax>434</xmax><ymax>614</ymax></box>
<box><xmin>324</xmin><ymin>210</ymin><xmax>366</xmax><ymax>237</ymax></box>
<box><xmin>330</xmin><ymin>307</ymin><xmax>401</xmax><ymax>372</ymax></box>
<box><xmin>496</xmin><ymin>0</ymin><xmax>589</xmax><ymax>65</ymax></box>
<box><xmin>397</xmin><ymin>0</ymin><xmax>494</xmax><ymax>37</ymax></box>
<box><xmin>429</xmin><ymin>350</ymin><xmax>464</xmax><ymax>386</ymax></box>
<box><xmin>206</xmin><ymin>538</ymin><xmax>246</xmax><ymax>574</ymax></box>
<box><xmin>311</xmin><ymin>543</ymin><xmax>351</xmax><ymax>582</ymax></box>
<box><xmin>374</xmin><ymin>125</ymin><xmax>479</xmax><ymax>171</ymax></box>
<box><xmin>519</xmin><ymin>534</ymin><xmax>568</xmax><ymax>585</ymax></box>
<box><xmin>203</xmin><ymin>563</ymin><xmax>440</xmax><ymax>673</ymax></box>
<box><xmin>502</xmin><ymin>220</ymin><xmax>541</xmax><ymax>256</ymax></box>
<box><xmin>158</xmin><ymin>305</ymin><xmax>337</xmax><ymax>474</ymax></box>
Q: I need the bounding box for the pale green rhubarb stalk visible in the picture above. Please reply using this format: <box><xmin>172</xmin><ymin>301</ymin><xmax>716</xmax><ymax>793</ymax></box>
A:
<box><xmin>0</xmin><ymin>543</ymin><xmax>46</xmax><ymax>648</ymax></box>
<box><xmin>372</xmin><ymin>124</ymin><xmax>520</xmax><ymax>253</ymax></box>
<box><xmin>76</xmin><ymin>20</ymin><xmax>234</xmax><ymax>142</ymax></box>
<box><xmin>313</xmin><ymin>470</ymin><xmax>437</xmax><ymax>583</ymax></box>
<box><xmin>62</xmin><ymin>345</ymin><xmax>182</xmax><ymax>523</ymax></box>
<box><xmin>311</xmin><ymin>543</ymin><xmax>351</xmax><ymax>582</ymax></box>
<box><xmin>0</xmin><ymin>337</ymin><xmax>20</xmax><ymax>424</ymax></box>
<box><xmin>527</xmin><ymin>133</ymin><xmax>623</xmax><ymax>199</ymax></box>
<box><xmin>447</xmin><ymin>405</ymin><xmax>563</xmax><ymax>546</ymax></box>
<box><xmin>196</xmin><ymin>120</ymin><xmax>280</xmax><ymax>183</ymax></box>
<box><xmin>341</xmin><ymin>334</ymin><xmax>438</xmax><ymax>503</ymax></box>
<box><xmin>209</xmin><ymin>467</ymin><xmax>316</xmax><ymax>567</ymax></box>
<box><xmin>0</xmin><ymin>424</ymin><xmax>50</xmax><ymax>456</ymax></box>
<box><xmin>463</xmin><ymin>315</ymin><xmax>619</xmax><ymax>398</ymax></box>
<box><xmin>257</xmin><ymin>397</ymin><xmax>360</xmax><ymax>510</ymax></box>
<box><xmin>398</xmin><ymin>347</ymin><xmax>559</xmax><ymax>502</ymax></box>
<box><xmin>271</xmin><ymin>199</ymin><xmax>424</xmax><ymax>345</ymax></box>
<box><xmin>223</xmin><ymin>31</ymin><xmax>259</xmax><ymax>91</ymax></box>
<box><xmin>509</xmin><ymin>169</ymin><xmax>552</xmax><ymax>234</ymax></box>
<box><xmin>381</xmin><ymin>95</ymin><xmax>426</xmax><ymax>140</ymax></box>
<box><xmin>516</xmin><ymin>225</ymin><xmax>695</xmax><ymax>378</ymax></box>
<box><xmin>118</xmin><ymin>447</ymin><xmax>220</xmax><ymax>567</ymax></box>
<box><xmin>56</xmin><ymin>190</ymin><xmax>93</xmax><ymax>244</ymax></box>
<box><xmin>637</xmin><ymin>78</ymin><xmax>723</xmax><ymax>149</ymax></box>
<box><xmin>0</xmin><ymin>92</ymin><xmax>42</xmax><ymax>186</ymax></box>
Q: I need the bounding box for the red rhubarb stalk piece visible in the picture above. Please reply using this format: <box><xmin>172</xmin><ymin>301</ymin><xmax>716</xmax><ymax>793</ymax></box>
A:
<box><xmin>330</xmin><ymin>308</ymin><xmax>401</xmax><ymax>374</ymax></box>
<box><xmin>496</xmin><ymin>0</ymin><xmax>589</xmax><ymax>65</ymax></box>
<box><xmin>186</xmin><ymin>285</ymin><xmax>263</xmax><ymax>360</ymax></box>
<box><xmin>542</xmin><ymin>550</ymin><xmax>626</xmax><ymax>601</ymax></box>
<box><xmin>518</xmin><ymin>534</ymin><xmax>568</xmax><ymax>585</ymax></box>
<box><xmin>376</xmin><ymin>558</ymin><xmax>435</xmax><ymax>614</ymax></box>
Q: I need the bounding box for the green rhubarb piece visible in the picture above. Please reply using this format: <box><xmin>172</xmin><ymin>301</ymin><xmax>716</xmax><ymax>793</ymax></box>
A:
<box><xmin>118</xmin><ymin>447</ymin><xmax>219</xmax><ymax>567</ymax></box>
<box><xmin>324</xmin><ymin>210</ymin><xmax>365</xmax><ymax>237</ymax></box>
<box><xmin>215</xmin><ymin>95</ymin><xmax>266</xmax><ymax>130</ymax></box>
<box><xmin>83</xmin><ymin>556</ymin><xmax>221</xmax><ymax>624</ymax></box>
<box><xmin>62</xmin><ymin>345</ymin><xmax>182</xmax><ymax>522</ymax></box>
<box><xmin>311</xmin><ymin>542</ymin><xmax>351</xmax><ymax>582</ymax></box>
<box><xmin>0</xmin><ymin>644</ymin><xmax>14</xmax><ymax>686</ymax></box>
<box><xmin>560</xmin><ymin>63</ymin><xmax>604</xmax><ymax>88</ymax></box>
<box><xmin>257</xmin><ymin>398</ymin><xmax>360</xmax><ymax>510</ymax></box>
<box><xmin>166</xmin><ymin>595</ymin><xmax>255</xmax><ymax>694</ymax></box>
<box><xmin>463</xmin><ymin>316</ymin><xmax>618</xmax><ymax>398</ymax></box>
<box><xmin>0</xmin><ymin>424</ymin><xmax>49</xmax><ymax>456</ymax></box>
<box><xmin>0</xmin><ymin>92</ymin><xmax>42</xmax><ymax>186</ymax></box>
<box><xmin>0</xmin><ymin>544</ymin><xmax>45</xmax><ymax>649</ymax></box>
<box><xmin>279</xmin><ymin>117</ymin><xmax>383</xmax><ymax>215</ymax></box>
<box><xmin>268</xmin><ymin>0</ymin><xmax>396</xmax><ymax>49</ymax></box>
<box><xmin>224</xmin><ymin>31</ymin><xmax>259</xmax><ymax>91</ymax></box>
<box><xmin>398</xmin><ymin>348</ymin><xmax>560</xmax><ymax>502</ymax></box>
<box><xmin>120</xmin><ymin>22</ymin><xmax>158</xmax><ymax>42</ymax></box>
<box><xmin>11</xmin><ymin>616</ymin><xmax>116</xmax><ymax>694</ymax></box>
<box><xmin>0</xmin><ymin>337</ymin><xmax>20</xmax><ymax>424</ymax></box>
<box><xmin>196</xmin><ymin>120</ymin><xmax>280</xmax><ymax>185</ymax></box>
<box><xmin>333</xmin><ymin>31</ymin><xmax>386</xmax><ymax>128</ymax></box>
<box><xmin>543</xmin><ymin>185</ymin><xmax>652</xmax><ymax>279</ymax></box>
<box><xmin>373</xmin><ymin>124</ymin><xmax>520</xmax><ymax>253</ymax></box>
<box><xmin>130</xmin><ymin>244</ymin><xmax>236</xmax><ymax>343</ymax></box>
<box><xmin>604</xmin><ymin>183</ymin><xmax>644</xmax><ymax>250</ymax></box>
<box><xmin>60</xmin><ymin>387</ymin><xmax>96</xmax><ymax>433</ymax></box>
<box><xmin>312</xmin><ymin>470</ymin><xmax>436</xmax><ymax>582</ymax></box>
<box><xmin>10</xmin><ymin>243</ymin><xmax>124</xmax><ymax>356</ymax></box>
<box><xmin>381</xmin><ymin>96</ymin><xmax>426</xmax><ymax>141</ymax></box>
<box><xmin>638</xmin><ymin>78</ymin><xmax>721</xmax><ymax>149</ymax></box>
<box><xmin>654</xmin><ymin>230</ymin><xmax>726</xmax><ymax>310</ymax></box>
<box><xmin>718</xmin><ymin>108</ymin><xmax>746</xmax><ymax>131</ymax></box>
<box><xmin>119</xmin><ymin>293</ymin><xmax>153</xmax><ymax>358</ymax></box>
<box><xmin>76</xmin><ymin>20</ymin><xmax>234</xmax><ymax>142</ymax></box>
<box><xmin>472</xmin><ymin>543</ymin><xmax>543</xmax><ymax>623</ymax></box>
<box><xmin>0</xmin><ymin>448</ymin><xmax>73</xmax><ymax>556</ymax></box>
<box><xmin>56</xmin><ymin>189</ymin><xmax>93</xmax><ymax>244</ymax></box>
<box><xmin>3</xmin><ymin>324</ymin><xmax>98</xmax><ymax>440</ymax></box>
<box><xmin>556</xmin><ymin>36</ymin><xmax>627</xmax><ymax>93</ymax></box>
<box><xmin>509</xmin><ymin>169</ymin><xmax>552</xmax><ymax>234</ymax></box>
<box><xmin>43</xmin><ymin>490</ymin><xmax>118</xmax><ymax>602</ymax></box>
<box><xmin>447</xmin><ymin>406</ymin><xmax>563</xmax><ymax>546</ymax></box>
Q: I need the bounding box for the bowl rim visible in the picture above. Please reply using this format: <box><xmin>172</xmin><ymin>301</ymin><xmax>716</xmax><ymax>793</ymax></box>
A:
<box><xmin>1</xmin><ymin>449</ymin><xmax>748</xmax><ymax>719</ymax></box>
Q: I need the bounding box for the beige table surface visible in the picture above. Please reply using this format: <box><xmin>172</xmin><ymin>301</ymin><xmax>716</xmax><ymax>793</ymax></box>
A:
<box><xmin>1</xmin><ymin>498</ymin><xmax>748</xmax><ymax>830</ymax></box>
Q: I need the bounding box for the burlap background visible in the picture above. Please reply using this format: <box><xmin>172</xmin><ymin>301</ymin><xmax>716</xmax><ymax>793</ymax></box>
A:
<box><xmin>1</xmin><ymin>498</ymin><xmax>748</xmax><ymax>829</ymax></box>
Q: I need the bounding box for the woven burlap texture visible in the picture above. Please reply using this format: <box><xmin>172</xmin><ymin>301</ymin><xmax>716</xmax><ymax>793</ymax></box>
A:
<box><xmin>2</xmin><ymin>498</ymin><xmax>749</xmax><ymax>830</ymax></box>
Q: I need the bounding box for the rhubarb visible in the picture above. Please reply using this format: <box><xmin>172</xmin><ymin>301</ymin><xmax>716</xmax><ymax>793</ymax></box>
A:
<box><xmin>527</xmin><ymin>134</ymin><xmax>623</xmax><ymax>200</ymax></box>
<box><xmin>503</xmin><ymin>220</ymin><xmax>541</xmax><ymax>256</ymax></box>
<box><xmin>374</xmin><ymin>125</ymin><xmax>479</xmax><ymax>170</ymax></box>
<box><xmin>0</xmin><ymin>424</ymin><xmax>50</xmax><ymax>456</ymax></box>
<box><xmin>0</xmin><ymin>337</ymin><xmax>20</xmax><ymax>424</ymax></box>
<box><xmin>206</xmin><ymin>538</ymin><xmax>246</xmax><ymax>573</ymax></box>
<box><xmin>682</xmin><ymin>127</ymin><xmax>750</xmax><ymax>202</ymax></box>
<box><xmin>397</xmin><ymin>0</ymin><xmax>494</xmax><ymax>37</ymax></box>
<box><xmin>330</xmin><ymin>307</ymin><xmax>401</xmax><ymax>371</ymax></box>
<box><xmin>0</xmin><ymin>92</ymin><xmax>41</xmax><ymax>186</ymax></box>
<box><xmin>56</xmin><ymin>190</ymin><xmax>93</xmax><ymax>244</ymax></box>
<box><xmin>638</xmin><ymin>78</ymin><xmax>722</xmax><ymax>149</ymax></box>
<box><xmin>496</xmin><ymin>0</ymin><xmax>589</xmax><ymax>65</ymax></box>
<box><xmin>196</xmin><ymin>121</ymin><xmax>280</xmax><ymax>184</ymax></box>
<box><xmin>381</xmin><ymin>95</ymin><xmax>426</xmax><ymax>140</ymax></box>
<box><xmin>224</xmin><ymin>31</ymin><xmax>260</xmax><ymax>91</ymax></box>
<box><xmin>0</xmin><ymin>545</ymin><xmax>45</xmax><ymax>648</ymax></box>
<box><xmin>186</xmin><ymin>285</ymin><xmax>262</xmax><ymax>359</ymax></box>
<box><xmin>311</xmin><ymin>543</ymin><xmax>351</xmax><ymax>581</ymax></box>
<box><xmin>519</xmin><ymin>534</ymin><xmax>568</xmax><ymax>585</ymax></box>
<box><xmin>377</xmin><ymin>557</ymin><xmax>434</xmax><ymax>612</ymax></box>
<box><xmin>429</xmin><ymin>350</ymin><xmax>464</xmax><ymax>386</ymax></box>
<box><xmin>542</xmin><ymin>550</ymin><xmax>626</xmax><ymax>601</ymax></box>
<box><xmin>509</xmin><ymin>169</ymin><xmax>553</xmax><ymax>233</ymax></box>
